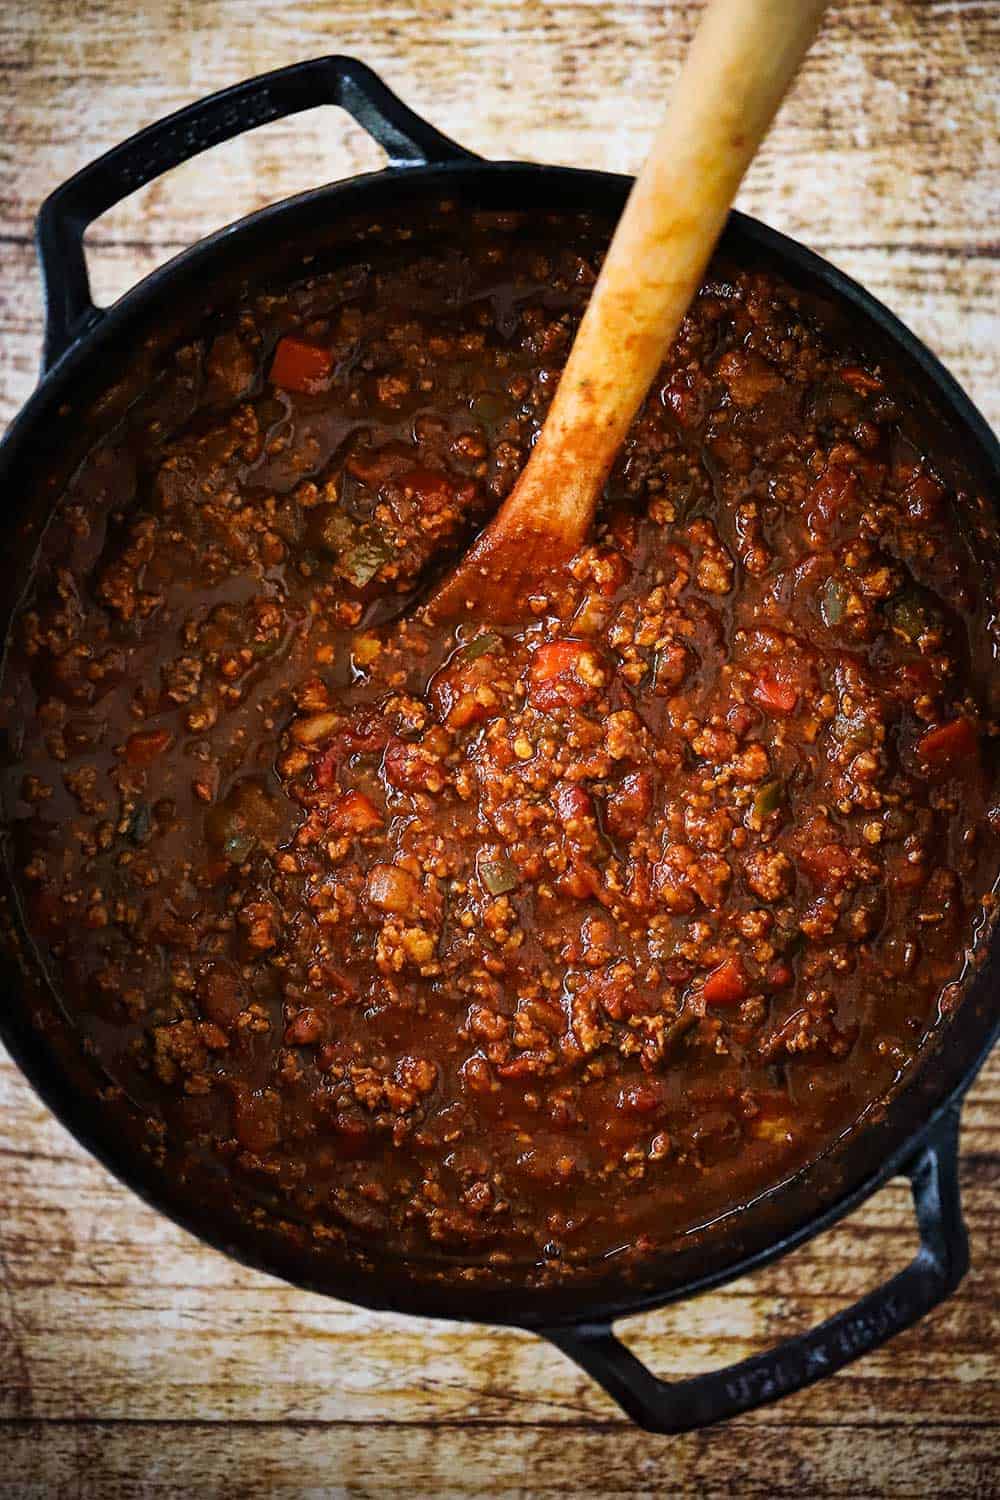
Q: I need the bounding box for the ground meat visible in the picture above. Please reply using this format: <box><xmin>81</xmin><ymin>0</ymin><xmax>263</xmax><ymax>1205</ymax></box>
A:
<box><xmin>744</xmin><ymin>848</ymin><xmax>795</xmax><ymax>903</ymax></box>
<box><xmin>2</xmin><ymin>207</ymin><xmax>997</xmax><ymax>1271</ymax></box>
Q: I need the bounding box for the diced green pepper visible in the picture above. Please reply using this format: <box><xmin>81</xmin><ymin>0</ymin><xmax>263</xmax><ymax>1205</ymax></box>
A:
<box><xmin>313</xmin><ymin>504</ymin><xmax>394</xmax><ymax>586</ymax></box>
<box><xmin>223</xmin><ymin>829</ymin><xmax>257</xmax><ymax>863</ymax></box>
<box><xmin>479</xmin><ymin>855</ymin><xmax>519</xmax><ymax>896</ymax></box>
<box><xmin>459</xmin><ymin>632</ymin><xmax>502</xmax><ymax>662</ymax></box>
<box><xmin>775</xmin><ymin>925</ymin><xmax>806</xmax><ymax>957</ymax></box>
<box><xmin>249</xmin><ymin>634</ymin><xmax>281</xmax><ymax>659</ymax></box>
<box><xmin>662</xmin><ymin>1006</ymin><xmax>699</xmax><ymax>1053</ymax></box>
<box><xmin>832</xmin><ymin>705</ymin><xmax>873</xmax><ymax>752</ymax></box>
<box><xmin>340</xmin><ymin>530</ymin><xmax>394</xmax><ymax>588</ymax></box>
<box><xmin>205</xmin><ymin>805</ymin><xmax>257</xmax><ymax>864</ymax></box>
<box><xmin>469</xmin><ymin>390</ymin><xmax>508</xmax><ymax>424</ymax></box>
<box><xmin>753</xmin><ymin>779</ymin><xmax>784</xmax><ymax>820</ymax></box>
<box><xmin>316</xmin><ymin>509</ymin><xmax>356</xmax><ymax>557</ymax></box>
<box><xmin>886</xmin><ymin>591</ymin><xmax>929</xmax><ymax>644</ymax></box>
<box><xmin>820</xmin><ymin>576</ymin><xmax>846</xmax><ymax>626</ymax></box>
<box><xmin>127</xmin><ymin>802</ymin><xmax>152</xmax><ymax>846</ymax></box>
<box><xmin>204</xmin><ymin>781</ymin><xmax>283</xmax><ymax>864</ymax></box>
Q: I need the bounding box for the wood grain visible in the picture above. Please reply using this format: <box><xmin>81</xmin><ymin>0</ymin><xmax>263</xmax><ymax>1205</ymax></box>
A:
<box><xmin>1</xmin><ymin>1</ymin><xmax>998</xmax><ymax>1494</ymax></box>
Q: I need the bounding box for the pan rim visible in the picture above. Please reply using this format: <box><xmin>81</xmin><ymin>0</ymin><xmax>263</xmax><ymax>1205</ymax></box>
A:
<box><xmin>1</xmin><ymin>157</ymin><xmax>997</xmax><ymax>1326</ymax></box>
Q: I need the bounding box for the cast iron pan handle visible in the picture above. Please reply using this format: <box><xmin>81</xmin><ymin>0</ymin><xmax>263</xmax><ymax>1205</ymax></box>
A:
<box><xmin>35</xmin><ymin>55</ymin><xmax>477</xmax><ymax>369</ymax></box>
<box><xmin>544</xmin><ymin>1102</ymin><xmax>969</xmax><ymax>1433</ymax></box>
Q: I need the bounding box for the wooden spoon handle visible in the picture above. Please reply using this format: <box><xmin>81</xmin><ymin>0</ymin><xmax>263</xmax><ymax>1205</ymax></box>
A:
<box><xmin>528</xmin><ymin>0</ymin><xmax>829</xmax><ymax>532</ymax></box>
<box><xmin>428</xmin><ymin>0</ymin><xmax>826</xmax><ymax>620</ymax></box>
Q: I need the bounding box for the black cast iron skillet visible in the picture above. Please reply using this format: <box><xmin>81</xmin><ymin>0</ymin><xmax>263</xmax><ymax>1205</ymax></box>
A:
<box><xmin>1</xmin><ymin>57</ymin><xmax>998</xmax><ymax>1434</ymax></box>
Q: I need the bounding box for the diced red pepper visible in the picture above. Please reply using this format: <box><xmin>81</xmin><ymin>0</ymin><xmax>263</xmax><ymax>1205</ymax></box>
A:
<box><xmin>555</xmin><ymin>855</ymin><xmax>605</xmax><ymax>903</ymax></box>
<box><xmin>902</xmin><ymin>471</ymin><xmax>946</xmax><ymax>524</ymax></box>
<box><xmin>661</xmin><ymin>369</ymin><xmax>704</xmax><ymax>429</ymax></box>
<box><xmin>344</xmin><ymin>713</ymin><xmax>392</xmax><ymax>756</ymax></box>
<box><xmin>125</xmin><ymin>727</ymin><xmax>173</xmax><ymax>765</ymax></box>
<box><xmin>616</xmin><ymin>1080</ymin><xmax>665</xmax><ymax>1114</ymax></box>
<box><xmin>345</xmin><ymin>452</ymin><xmax>475</xmax><ymax>510</ymax></box>
<box><xmin>890</xmin><ymin>660</ymin><xmax>936</xmax><ymax>703</ymax></box>
<box><xmin>717</xmin><ymin>349</ymin><xmax>782</xmax><ymax>408</ymax></box>
<box><xmin>752</xmin><ymin>672</ymin><xmax>798</xmax><ymax>716</ymax></box>
<box><xmin>231</xmin><ymin>1086</ymin><xmax>281</xmax><ymax>1154</ymax></box>
<box><xmin>807</xmin><ymin>463</ymin><xmax>859</xmax><ymax>529</ymax></box>
<box><xmin>327</xmin><ymin>789</ymin><xmax>383</xmax><ymax>835</ymax></box>
<box><xmin>553</xmin><ymin>781</ymin><xmax>595</xmax><ymax>828</ymax></box>
<box><xmin>702</xmin><ymin>956</ymin><xmax>749</xmax><ymax>1007</ymax></box>
<box><xmin>327</xmin><ymin>1107</ymin><xmax>376</xmax><ymax>1158</ymax></box>
<box><xmin>529</xmin><ymin>639</ymin><xmax>602</xmax><ymax>710</ymax></box>
<box><xmin>200</xmin><ymin>858</ymin><xmax>235</xmax><ymax>887</ymax></box>
<box><xmin>200</xmin><ymin>968</ymin><xmax>244</xmax><ymax>1027</ymax></box>
<box><xmin>270</xmin><ymin>336</ymin><xmax>333</xmax><ymax>394</ymax></box>
<box><xmin>727</xmin><ymin>704</ymin><xmax>756</xmax><ymax>739</ymax></box>
<box><xmin>427</xmin><ymin>636</ymin><xmax>502</xmax><ymax>730</ymax></box>
<box><xmin>917</xmin><ymin>717</ymin><xmax>978</xmax><ymax>770</ymax></box>
<box><xmin>437</xmin><ymin>685</ymin><xmax>491</xmax><ymax>731</ymax></box>
<box><xmin>314</xmin><ymin>744</ymin><xmax>340</xmax><ymax>791</ymax></box>
<box><xmin>625</xmin><ymin>857</ymin><xmax>653</xmax><ymax>913</ymax></box>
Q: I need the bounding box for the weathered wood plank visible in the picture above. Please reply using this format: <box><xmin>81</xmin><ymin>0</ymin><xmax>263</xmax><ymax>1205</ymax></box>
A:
<box><xmin>2</xmin><ymin>1419</ymin><xmax>1000</xmax><ymax>1500</ymax></box>
<box><xmin>1</xmin><ymin>2</ymin><xmax>997</xmax><ymax>246</ymax></box>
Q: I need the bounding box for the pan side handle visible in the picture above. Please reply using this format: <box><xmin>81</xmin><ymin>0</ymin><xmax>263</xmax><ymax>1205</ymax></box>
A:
<box><xmin>544</xmin><ymin>1103</ymin><xmax>968</xmax><ymax>1434</ymax></box>
<box><xmin>35</xmin><ymin>55</ymin><xmax>477</xmax><ymax>368</ymax></box>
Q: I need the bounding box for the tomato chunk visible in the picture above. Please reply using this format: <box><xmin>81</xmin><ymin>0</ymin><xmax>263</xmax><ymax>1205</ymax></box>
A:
<box><xmin>397</xmin><ymin>465</ymin><xmax>466</xmax><ymax>506</ymax></box>
<box><xmin>270</xmin><ymin>336</ymin><xmax>333</xmax><ymax>393</ymax></box>
<box><xmin>807</xmin><ymin>464</ymin><xmax>859</xmax><ymax>529</ymax></box>
<box><xmin>752</xmin><ymin>672</ymin><xmax>798</xmax><ymax>716</ymax></box>
<box><xmin>125</xmin><ymin>727</ymin><xmax>173</xmax><ymax>765</ymax></box>
<box><xmin>703</xmin><ymin>957</ymin><xmax>749</xmax><ymax>1006</ymax></box>
<box><xmin>428</xmin><ymin>636</ymin><xmax>502</xmax><ymax>730</ymax></box>
<box><xmin>800</xmin><ymin>841</ymin><xmax>853</xmax><ymax>893</ymax></box>
<box><xmin>327</xmin><ymin>790</ymin><xmax>383</xmax><ymax>835</ymax></box>
<box><xmin>553</xmin><ymin>781</ymin><xmax>595</xmax><ymax>828</ymax></box>
<box><xmin>366</xmin><ymin>863</ymin><xmax>420</xmax><ymax>914</ymax></box>
<box><xmin>529</xmin><ymin>640</ymin><xmax>604</xmax><ymax>710</ymax></box>
<box><xmin>917</xmin><ymin>717</ymin><xmax>978</xmax><ymax>769</ymax></box>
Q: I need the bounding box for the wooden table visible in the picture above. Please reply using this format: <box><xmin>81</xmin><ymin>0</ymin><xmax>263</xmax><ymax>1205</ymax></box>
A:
<box><xmin>1</xmin><ymin>2</ymin><xmax>997</xmax><ymax>1493</ymax></box>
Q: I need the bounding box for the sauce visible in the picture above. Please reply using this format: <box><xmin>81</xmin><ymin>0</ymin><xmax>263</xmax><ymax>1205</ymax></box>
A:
<box><xmin>3</xmin><ymin>208</ymin><xmax>997</xmax><ymax>1268</ymax></box>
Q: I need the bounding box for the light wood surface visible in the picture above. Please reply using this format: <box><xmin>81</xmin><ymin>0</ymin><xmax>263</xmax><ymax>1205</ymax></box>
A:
<box><xmin>1</xmin><ymin>2</ymin><xmax>997</xmax><ymax>1494</ymax></box>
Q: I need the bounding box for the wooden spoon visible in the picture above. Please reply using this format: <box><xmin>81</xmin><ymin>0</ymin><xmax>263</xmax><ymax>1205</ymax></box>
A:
<box><xmin>427</xmin><ymin>0</ymin><xmax>828</xmax><ymax>622</ymax></box>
